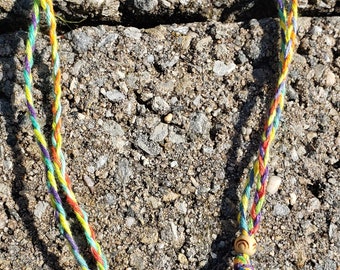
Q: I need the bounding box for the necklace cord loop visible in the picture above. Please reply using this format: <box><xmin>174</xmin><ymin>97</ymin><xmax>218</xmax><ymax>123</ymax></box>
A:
<box><xmin>24</xmin><ymin>0</ymin><xmax>108</xmax><ymax>269</ymax></box>
<box><xmin>24</xmin><ymin>0</ymin><xmax>298</xmax><ymax>269</ymax></box>
<box><xmin>233</xmin><ymin>0</ymin><xmax>298</xmax><ymax>269</ymax></box>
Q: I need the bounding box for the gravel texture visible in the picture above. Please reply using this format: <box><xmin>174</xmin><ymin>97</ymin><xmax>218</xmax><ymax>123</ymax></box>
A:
<box><xmin>1</xmin><ymin>0</ymin><xmax>339</xmax><ymax>33</ymax></box>
<box><xmin>0</xmin><ymin>3</ymin><xmax>339</xmax><ymax>270</ymax></box>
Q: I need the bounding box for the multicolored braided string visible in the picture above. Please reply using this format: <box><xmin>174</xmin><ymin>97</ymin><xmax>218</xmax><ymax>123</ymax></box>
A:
<box><xmin>24</xmin><ymin>0</ymin><xmax>108</xmax><ymax>269</ymax></box>
<box><xmin>233</xmin><ymin>0</ymin><xmax>298</xmax><ymax>269</ymax></box>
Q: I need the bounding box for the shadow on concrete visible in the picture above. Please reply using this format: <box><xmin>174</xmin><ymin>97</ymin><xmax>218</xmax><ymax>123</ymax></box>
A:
<box><xmin>202</xmin><ymin>18</ymin><xmax>279</xmax><ymax>270</ymax></box>
<box><xmin>0</xmin><ymin>1</ymin><xmax>63</xmax><ymax>269</ymax></box>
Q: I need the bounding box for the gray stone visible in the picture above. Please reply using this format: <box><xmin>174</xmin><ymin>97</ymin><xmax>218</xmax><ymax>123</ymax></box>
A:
<box><xmin>125</xmin><ymin>216</ymin><xmax>136</xmax><ymax>228</ymax></box>
<box><xmin>170</xmin><ymin>160</ymin><xmax>178</xmax><ymax>167</ymax></box>
<box><xmin>124</xmin><ymin>27</ymin><xmax>142</xmax><ymax>40</ymax></box>
<box><xmin>103</xmin><ymin>120</ymin><xmax>124</xmax><ymax>137</ymax></box>
<box><xmin>117</xmin><ymin>158</ymin><xmax>132</xmax><ymax>184</ymax></box>
<box><xmin>104</xmin><ymin>193</ymin><xmax>116</xmax><ymax>205</ymax></box>
<box><xmin>151</xmin><ymin>96</ymin><xmax>171</xmax><ymax>114</ymax></box>
<box><xmin>189</xmin><ymin>112</ymin><xmax>211</xmax><ymax>135</ymax></box>
<box><xmin>140</xmin><ymin>227</ymin><xmax>159</xmax><ymax>244</ymax></box>
<box><xmin>134</xmin><ymin>0</ymin><xmax>159</xmax><ymax>12</ymax></box>
<box><xmin>0</xmin><ymin>183</ymin><xmax>11</xmax><ymax>198</ymax></box>
<box><xmin>307</xmin><ymin>198</ymin><xmax>321</xmax><ymax>212</ymax></box>
<box><xmin>150</xmin><ymin>123</ymin><xmax>168</xmax><ymax>142</ymax></box>
<box><xmin>168</xmin><ymin>130</ymin><xmax>186</xmax><ymax>144</ymax></box>
<box><xmin>96</xmin><ymin>155</ymin><xmax>108</xmax><ymax>169</ymax></box>
<box><xmin>328</xmin><ymin>223</ymin><xmax>337</xmax><ymax>239</ymax></box>
<box><xmin>33</xmin><ymin>201</ymin><xmax>49</xmax><ymax>220</ymax></box>
<box><xmin>70</xmin><ymin>30</ymin><xmax>94</xmax><ymax>53</ymax></box>
<box><xmin>213</xmin><ymin>60</ymin><xmax>227</xmax><ymax>77</ymax></box>
<box><xmin>272</xmin><ymin>204</ymin><xmax>290</xmax><ymax>216</ymax></box>
<box><xmin>97</xmin><ymin>32</ymin><xmax>119</xmax><ymax>48</ymax></box>
<box><xmin>213</xmin><ymin>60</ymin><xmax>236</xmax><ymax>77</ymax></box>
<box><xmin>2</xmin><ymin>159</ymin><xmax>13</xmax><ymax>171</ymax></box>
<box><xmin>0</xmin><ymin>210</ymin><xmax>8</xmax><ymax>230</ymax></box>
<box><xmin>105</xmin><ymin>90</ymin><xmax>126</xmax><ymax>103</ymax></box>
<box><xmin>136</xmin><ymin>134</ymin><xmax>162</xmax><ymax>156</ymax></box>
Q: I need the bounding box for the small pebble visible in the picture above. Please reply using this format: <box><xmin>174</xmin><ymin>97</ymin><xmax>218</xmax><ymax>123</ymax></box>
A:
<box><xmin>134</xmin><ymin>0</ymin><xmax>158</xmax><ymax>12</ymax></box>
<box><xmin>189</xmin><ymin>112</ymin><xmax>211</xmax><ymax>135</ymax></box>
<box><xmin>0</xmin><ymin>212</ymin><xmax>8</xmax><ymax>229</ymax></box>
<box><xmin>290</xmin><ymin>147</ymin><xmax>299</xmax><ymax>161</ymax></box>
<box><xmin>267</xmin><ymin>175</ymin><xmax>282</xmax><ymax>194</ymax></box>
<box><xmin>175</xmin><ymin>201</ymin><xmax>187</xmax><ymax>214</ymax></box>
<box><xmin>96</xmin><ymin>155</ymin><xmax>108</xmax><ymax>169</ymax></box>
<box><xmin>178</xmin><ymin>253</ymin><xmax>188</xmax><ymax>265</ymax></box>
<box><xmin>123</xmin><ymin>27</ymin><xmax>142</xmax><ymax>40</ymax></box>
<box><xmin>290</xmin><ymin>193</ymin><xmax>297</xmax><ymax>205</ymax></box>
<box><xmin>307</xmin><ymin>198</ymin><xmax>321</xmax><ymax>212</ymax></box>
<box><xmin>0</xmin><ymin>183</ymin><xmax>11</xmax><ymax>198</ymax></box>
<box><xmin>151</xmin><ymin>96</ymin><xmax>171</xmax><ymax>114</ymax></box>
<box><xmin>213</xmin><ymin>60</ymin><xmax>236</xmax><ymax>77</ymax></box>
<box><xmin>162</xmin><ymin>190</ymin><xmax>180</xmax><ymax>202</ymax></box>
<box><xmin>164</xmin><ymin>113</ymin><xmax>173</xmax><ymax>123</ymax></box>
<box><xmin>83</xmin><ymin>174</ymin><xmax>95</xmax><ymax>193</ymax></box>
<box><xmin>328</xmin><ymin>223</ymin><xmax>337</xmax><ymax>239</ymax></box>
<box><xmin>168</xmin><ymin>130</ymin><xmax>186</xmax><ymax>144</ymax></box>
<box><xmin>34</xmin><ymin>201</ymin><xmax>49</xmax><ymax>219</ymax></box>
<box><xmin>136</xmin><ymin>134</ymin><xmax>162</xmax><ymax>156</ymax></box>
<box><xmin>310</xmin><ymin>25</ymin><xmax>322</xmax><ymax>36</ymax></box>
<box><xmin>140</xmin><ymin>227</ymin><xmax>159</xmax><ymax>245</ymax></box>
<box><xmin>324</xmin><ymin>70</ymin><xmax>336</xmax><ymax>87</ymax></box>
<box><xmin>272</xmin><ymin>203</ymin><xmax>290</xmax><ymax>216</ymax></box>
<box><xmin>3</xmin><ymin>159</ymin><xmax>13</xmax><ymax>171</ymax></box>
<box><xmin>150</xmin><ymin>123</ymin><xmax>168</xmax><ymax>142</ymax></box>
<box><xmin>106</xmin><ymin>90</ymin><xmax>125</xmax><ymax>103</ymax></box>
<box><xmin>170</xmin><ymin>161</ymin><xmax>178</xmax><ymax>167</ymax></box>
<box><xmin>117</xmin><ymin>158</ymin><xmax>132</xmax><ymax>184</ymax></box>
<box><xmin>148</xmin><ymin>196</ymin><xmax>162</xmax><ymax>209</ymax></box>
<box><xmin>125</xmin><ymin>217</ymin><xmax>136</xmax><ymax>228</ymax></box>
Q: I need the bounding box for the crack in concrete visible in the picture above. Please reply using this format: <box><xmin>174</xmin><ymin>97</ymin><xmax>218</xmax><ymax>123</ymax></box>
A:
<box><xmin>0</xmin><ymin>0</ymin><xmax>339</xmax><ymax>35</ymax></box>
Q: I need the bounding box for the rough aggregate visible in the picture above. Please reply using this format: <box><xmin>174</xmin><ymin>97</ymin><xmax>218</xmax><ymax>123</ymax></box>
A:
<box><xmin>0</xmin><ymin>5</ymin><xmax>339</xmax><ymax>270</ymax></box>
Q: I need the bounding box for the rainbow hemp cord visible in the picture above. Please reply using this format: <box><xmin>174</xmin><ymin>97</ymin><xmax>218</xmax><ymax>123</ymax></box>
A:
<box><xmin>23</xmin><ymin>0</ymin><xmax>107</xmax><ymax>269</ymax></box>
<box><xmin>23</xmin><ymin>0</ymin><xmax>297</xmax><ymax>269</ymax></box>
<box><xmin>233</xmin><ymin>0</ymin><xmax>298</xmax><ymax>269</ymax></box>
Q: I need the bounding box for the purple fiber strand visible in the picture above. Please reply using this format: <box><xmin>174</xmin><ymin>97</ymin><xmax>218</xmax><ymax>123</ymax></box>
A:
<box><xmin>265</xmin><ymin>124</ymin><xmax>273</xmax><ymax>138</ymax></box>
<box><xmin>64</xmin><ymin>232</ymin><xmax>79</xmax><ymax>252</ymax></box>
<box><xmin>49</xmin><ymin>186</ymin><xmax>63</xmax><ymax>205</ymax></box>
<box><xmin>254</xmin><ymin>212</ymin><xmax>261</xmax><ymax>227</ymax></box>
<box><xmin>54</xmin><ymin>209</ymin><xmax>59</xmax><ymax>220</ymax></box>
<box><xmin>32</xmin><ymin>12</ymin><xmax>37</xmax><ymax>29</ymax></box>
<box><xmin>262</xmin><ymin>167</ymin><xmax>269</xmax><ymax>183</ymax></box>
<box><xmin>37</xmin><ymin>142</ymin><xmax>51</xmax><ymax>160</ymax></box>
<box><xmin>259</xmin><ymin>146</ymin><xmax>265</xmax><ymax>157</ymax></box>
<box><xmin>277</xmin><ymin>82</ymin><xmax>285</xmax><ymax>97</ymax></box>
<box><xmin>277</xmin><ymin>0</ymin><xmax>284</xmax><ymax>9</ymax></box>
<box><xmin>26</xmin><ymin>102</ymin><xmax>37</xmax><ymax>118</ymax></box>
<box><xmin>25</xmin><ymin>57</ymin><xmax>31</xmax><ymax>73</ymax></box>
<box><xmin>254</xmin><ymin>192</ymin><xmax>259</xmax><ymax>204</ymax></box>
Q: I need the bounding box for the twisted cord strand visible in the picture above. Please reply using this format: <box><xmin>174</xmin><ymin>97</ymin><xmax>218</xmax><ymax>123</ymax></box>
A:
<box><xmin>234</xmin><ymin>0</ymin><xmax>298</xmax><ymax>268</ymax></box>
<box><xmin>24</xmin><ymin>0</ymin><xmax>107</xmax><ymax>269</ymax></box>
<box><xmin>23</xmin><ymin>1</ymin><xmax>90</xmax><ymax>269</ymax></box>
<box><xmin>39</xmin><ymin>1</ymin><xmax>108</xmax><ymax>269</ymax></box>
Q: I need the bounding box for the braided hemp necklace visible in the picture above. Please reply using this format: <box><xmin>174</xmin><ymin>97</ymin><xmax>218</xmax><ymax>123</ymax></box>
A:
<box><xmin>23</xmin><ymin>0</ymin><xmax>298</xmax><ymax>269</ymax></box>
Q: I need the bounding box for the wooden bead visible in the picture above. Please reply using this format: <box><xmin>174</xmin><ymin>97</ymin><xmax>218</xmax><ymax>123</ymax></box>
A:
<box><xmin>234</xmin><ymin>234</ymin><xmax>257</xmax><ymax>256</ymax></box>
